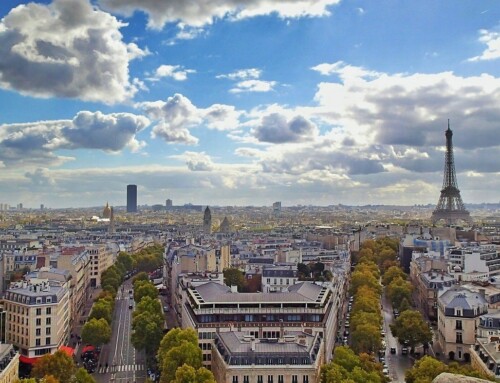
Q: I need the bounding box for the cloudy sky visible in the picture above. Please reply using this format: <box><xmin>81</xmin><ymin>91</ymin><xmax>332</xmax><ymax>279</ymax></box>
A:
<box><xmin>0</xmin><ymin>0</ymin><xmax>499</xmax><ymax>209</ymax></box>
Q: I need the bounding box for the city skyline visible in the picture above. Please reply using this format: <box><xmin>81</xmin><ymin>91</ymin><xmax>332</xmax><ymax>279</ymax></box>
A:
<box><xmin>1</xmin><ymin>0</ymin><xmax>500</xmax><ymax>208</ymax></box>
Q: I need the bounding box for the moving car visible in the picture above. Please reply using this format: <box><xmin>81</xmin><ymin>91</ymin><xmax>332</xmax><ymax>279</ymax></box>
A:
<box><xmin>390</xmin><ymin>347</ymin><xmax>396</xmax><ymax>354</ymax></box>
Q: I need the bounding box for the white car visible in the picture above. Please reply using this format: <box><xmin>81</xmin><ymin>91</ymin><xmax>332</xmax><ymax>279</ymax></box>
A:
<box><xmin>382</xmin><ymin>367</ymin><xmax>389</xmax><ymax>376</ymax></box>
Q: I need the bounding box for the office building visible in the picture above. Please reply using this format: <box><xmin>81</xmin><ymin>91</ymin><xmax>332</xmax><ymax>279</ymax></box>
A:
<box><xmin>0</xmin><ymin>344</ymin><xmax>19</xmax><ymax>383</ymax></box>
<box><xmin>127</xmin><ymin>185</ymin><xmax>137</xmax><ymax>213</ymax></box>
<box><xmin>166</xmin><ymin>199</ymin><xmax>173</xmax><ymax>209</ymax></box>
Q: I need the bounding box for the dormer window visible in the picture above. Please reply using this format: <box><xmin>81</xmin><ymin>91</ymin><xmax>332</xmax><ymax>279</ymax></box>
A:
<box><xmin>36</xmin><ymin>297</ymin><xmax>42</xmax><ymax>304</ymax></box>
<box><xmin>455</xmin><ymin>308</ymin><xmax>462</xmax><ymax>316</ymax></box>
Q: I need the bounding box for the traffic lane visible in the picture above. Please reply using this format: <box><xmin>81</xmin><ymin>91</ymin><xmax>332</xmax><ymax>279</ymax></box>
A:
<box><xmin>381</xmin><ymin>291</ymin><xmax>413</xmax><ymax>383</ymax></box>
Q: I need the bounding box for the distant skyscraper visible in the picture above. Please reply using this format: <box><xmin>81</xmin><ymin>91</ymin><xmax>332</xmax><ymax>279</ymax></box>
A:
<box><xmin>203</xmin><ymin>206</ymin><xmax>212</xmax><ymax>234</ymax></box>
<box><xmin>273</xmin><ymin>201</ymin><xmax>282</xmax><ymax>212</ymax></box>
<box><xmin>166</xmin><ymin>199</ymin><xmax>173</xmax><ymax>209</ymax></box>
<box><xmin>127</xmin><ymin>185</ymin><xmax>137</xmax><ymax>213</ymax></box>
<box><xmin>40</xmin><ymin>204</ymin><xmax>44</xmax><ymax>210</ymax></box>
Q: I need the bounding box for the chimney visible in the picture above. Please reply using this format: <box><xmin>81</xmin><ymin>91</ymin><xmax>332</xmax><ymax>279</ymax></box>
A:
<box><xmin>479</xmin><ymin>289</ymin><xmax>486</xmax><ymax>298</ymax></box>
<box><xmin>230</xmin><ymin>285</ymin><xmax>238</xmax><ymax>293</ymax></box>
<box><xmin>251</xmin><ymin>339</ymin><xmax>255</xmax><ymax>351</ymax></box>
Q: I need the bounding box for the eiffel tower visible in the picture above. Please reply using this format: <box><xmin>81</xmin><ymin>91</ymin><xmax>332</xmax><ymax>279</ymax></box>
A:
<box><xmin>431</xmin><ymin>121</ymin><xmax>472</xmax><ymax>225</ymax></box>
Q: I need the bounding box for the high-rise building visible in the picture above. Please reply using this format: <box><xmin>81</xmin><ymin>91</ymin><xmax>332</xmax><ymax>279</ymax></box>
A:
<box><xmin>166</xmin><ymin>199</ymin><xmax>173</xmax><ymax>209</ymax></box>
<box><xmin>126</xmin><ymin>185</ymin><xmax>137</xmax><ymax>213</ymax></box>
<box><xmin>203</xmin><ymin>206</ymin><xmax>212</xmax><ymax>234</ymax></box>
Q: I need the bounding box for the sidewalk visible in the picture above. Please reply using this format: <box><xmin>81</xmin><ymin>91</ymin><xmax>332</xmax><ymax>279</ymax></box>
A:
<box><xmin>70</xmin><ymin>287</ymin><xmax>102</xmax><ymax>358</ymax></box>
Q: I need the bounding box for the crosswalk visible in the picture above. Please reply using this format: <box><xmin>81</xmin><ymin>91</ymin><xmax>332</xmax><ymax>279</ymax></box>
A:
<box><xmin>96</xmin><ymin>364</ymin><xmax>145</xmax><ymax>374</ymax></box>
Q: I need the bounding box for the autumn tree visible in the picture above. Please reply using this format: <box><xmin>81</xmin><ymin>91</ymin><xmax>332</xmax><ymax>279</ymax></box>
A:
<box><xmin>31</xmin><ymin>351</ymin><xmax>75</xmax><ymax>383</ymax></box>
<box><xmin>387</xmin><ymin>276</ymin><xmax>412</xmax><ymax>310</ymax></box>
<box><xmin>405</xmin><ymin>356</ymin><xmax>495</xmax><ymax>383</ymax></box>
<box><xmin>81</xmin><ymin>318</ymin><xmax>111</xmax><ymax>347</ymax></box>
<box><xmin>390</xmin><ymin>310</ymin><xmax>432</xmax><ymax>352</ymax></box>
<box><xmin>351</xmin><ymin>323</ymin><xmax>381</xmax><ymax>354</ymax></box>
<box><xmin>350</xmin><ymin>311</ymin><xmax>381</xmax><ymax>333</ymax></box>
<box><xmin>74</xmin><ymin>368</ymin><xmax>97</xmax><ymax>383</ymax></box>
<box><xmin>382</xmin><ymin>266</ymin><xmax>406</xmax><ymax>286</ymax></box>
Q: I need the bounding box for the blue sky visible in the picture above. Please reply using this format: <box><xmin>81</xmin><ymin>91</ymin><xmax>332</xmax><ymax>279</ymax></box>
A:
<box><xmin>1</xmin><ymin>0</ymin><xmax>500</xmax><ymax>209</ymax></box>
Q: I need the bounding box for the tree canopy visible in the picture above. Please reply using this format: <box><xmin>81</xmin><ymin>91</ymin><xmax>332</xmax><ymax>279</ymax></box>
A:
<box><xmin>81</xmin><ymin>318</ymin><xmax>111</xmax><ymax>347</ymax></box>
<box><xmin>223</xmin><ymin>268</ymin><xmax>246</xmax><ymax>291</ymax></box>
<box><xmin>31</xmin><ymin>351</ymin><xmax>76</xmax><ymax>383</ymax></box>
<box><xmin>390</xmin><ymin>310</ymin><xmax>432</xmax><ymax>351</ymax></box>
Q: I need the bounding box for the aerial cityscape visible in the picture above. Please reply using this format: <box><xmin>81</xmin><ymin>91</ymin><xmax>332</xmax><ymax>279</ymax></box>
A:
<box><xmin>1</xmin><ymin>1</ymin><xmax>500</xmax><ymax>383</ymax></box>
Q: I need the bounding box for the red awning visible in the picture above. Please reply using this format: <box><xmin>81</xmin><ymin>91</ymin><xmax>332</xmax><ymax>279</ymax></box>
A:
<box><xmin>59</xmin><ymin>346</ymin><xmax>75</xmax><ymax>357</ymax></box>
<box><xmin>81</xmin><ymin>345</ymin><xmax>95</xmax><ymax>354</ymax></box>
<box><xmin>19</xmin><ymin>355</ymin><xmax>40</xmax><ymax>365</ymax></box>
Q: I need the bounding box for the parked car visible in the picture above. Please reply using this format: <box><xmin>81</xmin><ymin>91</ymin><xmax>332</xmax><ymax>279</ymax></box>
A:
<box><xmin>402</xmin><ymin>347</ymin><xmax>408</xmax><ymax>355</ymax></box>
<box><xmin>390</xmin><ymin>347</ymin><xmax>396</xmax><ymax>354</ymax></box>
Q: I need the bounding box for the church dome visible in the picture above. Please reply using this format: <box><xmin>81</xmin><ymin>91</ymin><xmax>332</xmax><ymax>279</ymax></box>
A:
<box><xmin>102</xmin><ymin>202</ymin><xmax>112</xmax><ymax>218</ymax></box>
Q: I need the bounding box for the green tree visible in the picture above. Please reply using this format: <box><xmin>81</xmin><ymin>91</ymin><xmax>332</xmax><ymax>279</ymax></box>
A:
<box><xmin>134</xmin><ymin>296</ymin><xmax>163</xmax><ymax>319</ymax></box>
<box><xmin>134</xmin><ymin>281</ymin><xmax>159</xmax><ymax>303</ymax></box>
<box><xmin>31</xmin><ymin>351</ymin><xmax>75</xmax><ymax>383</ymax></box>
<box><xmin>81</xmin><ymin>318</ymin><xmax>111</xmax><ymax>347</ymax></box>
<box><xmin>74</xmin><ymin>368</ymin><xmax>97</xmax><ymax>383</ymax></box>
<box><xmin>133</xmin><ymin>271</ymin><xmax>150</xmax><ymax>284</ymax></box>
<box><xmin>171</xmin><ymin>364</ymin><xmax>216</xmax><ymax>383</ymax></box>
<box><xmin>223</xmin><ymin>268</ymin><xmax>246</xmax><ymax>291</ymax></box>
<box><xmin>297</xmin><ymin>263</ymin><xmax>311</xmax><ymax>279</ymax></box>
<box><xmin>350</xmin><ymin>270</ymin><xmax>381</xmax><ymax>296</ymax></box>
<box><xmin>405</xmin><ymin>356</ymin><xmax>451</xmax><ymax>383</ymax></box>
<box><xmin>117</xmin><ymin>252</ymin><xmax>135</xmax><ymax>271</ymax></box>
<box><xmin>131</xmin><ymin>312</ymin><xmax>164</xmax><ymax>356</ymax></box>
<box><xmin>161</xmin><ymin>342</ymin><xmax>202</xmax><ymax>383</ymax></box>
<box><xmin>390</xmin><ymin>310</ymin><xmax>432</xmax><ymax>352</ymax></box>
<box><xmin>157</xmin><ymin>328</ymin><xmax>199</xmax><ymax>367</ymax></box>
<box><xmin>89</xmin><ymin>300</ymin><xmax>112</xmax><ymax>324</ymax></box>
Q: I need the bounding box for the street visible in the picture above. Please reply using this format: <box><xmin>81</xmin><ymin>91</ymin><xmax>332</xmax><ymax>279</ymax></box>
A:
<box><xmin>93</xmin><ymin>280</ymin><xmax>147</xmax><ymax>383</ymax></box>
<box><xmin>381</xmin><ymin>291</ymin><xmax>413</xmax><ymax>382</ymax></box>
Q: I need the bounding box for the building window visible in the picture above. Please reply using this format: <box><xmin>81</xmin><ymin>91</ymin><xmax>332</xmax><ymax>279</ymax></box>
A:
<box><xmin>278</xmin><ymin>376</ymin><xmax>284</xmax><ymax>383</ymax></box>
<box><xmin>36</xmin><ymin>329</ymin><xmax>41</xmax><ymax>336</ymax></box>
<box><xmin>243</xmin><ymin>376</ymin><xmax>249</xmax><ymax>383</ymax></box>
<box><xmin>258</xmin><ymin>376</ymin><xmax>263</xmax><ymax>383</ymax></box>
<box><xmin>36</xmin><ymin>339</ymin><xmax>41</xmax><ymax>346</ymax></box>
<box><xmin>46</xmin><ymin>318</ymin><xmax>51</xmax><ymax>325</ymax></box>
<box><xmin>46</xmin><ymin>337</ymin><xmax>51</xmax><ymax>345</ymax></box>
<box><xmin>456</xmin><ymin>320</ymin><xmax>462</xmax><ymax>330</ymax></box>
<box><xmin>46</xmin><ymin>308</ymin><xmax>52</xmax><ymax>315</ymax></box>
<box><xmin>232</xmin><ymin>377</ymin><xmax>238</xmax><ymax>383</ymax></box>
<box><xmin>36</xmin><ymin>308</ymin><xmax>41</xmax><ymax>316</ymax></box>
<box><xmin>36</xmin><ymin>318</ymin><xmax>41</xmax><ymax>326</ymax></box>
<box><xmin>303</xmin><ymin>376</ymin><xmax>309</xmax><ymax>383</ymax></box>
<box><xmin>46</xmin><ymin>328</ymin><xmax>51</xmax><ymax>335</ymax></box>
<box><xmin>292</xmin><ymin>376</ymin><xmax>298</xmax><ymax>383</ymax></box>
<box><xmin>268</xmin><ymin>376</ymin><xmax>273</xmax><ymax>383</ymax></box>
<box><xmin>456</xmin><ymin>332</ymin><xmax>463</xmax><ymax>344</ymax></box>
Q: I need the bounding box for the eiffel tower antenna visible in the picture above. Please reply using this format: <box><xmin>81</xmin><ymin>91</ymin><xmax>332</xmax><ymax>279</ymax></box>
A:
<box><xmin>431</xmin><ymin>120</ymin><xmax>472</xmax><ymax>225</ymax></box>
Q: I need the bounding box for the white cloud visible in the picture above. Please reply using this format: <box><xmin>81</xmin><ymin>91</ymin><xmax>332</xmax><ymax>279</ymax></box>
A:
<box><xmin>0</xmin><ymin>111</ymin><xmax>150</xmax><ymax>166</ymax></box>
<box><xmin>0</xmin><ymin>0</ymin><xmax>148</xmax><ymax>104</ymax></box>
<box><xmin>217</xmin><ymin>68</ymin><xmax>262</xmax><ymax>80</ymax></box>
<box><xmin>154</xmin><ymin>64</ymin><xmax>196</xmax><ymax>81</ymax></box>
<box><xmin>468</xmin><ymin>28</ymin><xmax>500</xmax><ymax>62</ymax></box>
<box><xmin>139</xmin><ymin>93</ymin><xmax>242</xmax><ymax>145</ymax></box>
<box><xmin>99</xmin><ymin>0</ymin><xmax>342</xmax><ymax>29</ymax></box>
<box><xmin>229</xmin><ymin>79</ymin><xmax>277</xmax><ymax>93</ymax></box>
<box><xmin>170</xmin><ymin>151</ymin><xmax>215</xmax><ymax>171</ymax></box>
<box><xmin>252</xmin><ymin>113</ymin><xmax>318</xmax><ymax>143</ymax></box>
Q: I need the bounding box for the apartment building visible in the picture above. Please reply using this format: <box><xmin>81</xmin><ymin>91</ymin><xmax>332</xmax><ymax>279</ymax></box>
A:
<box><xmin>211</xmin><ymin>331</ymin><xmax>323</xmax><ymax>383</ymax></box>
<box><xmin>470</xmin><ymin>311</ymin><xmax>500</xmax><ymax>379</ymax></box>
<box><xmin>261</xmin><ymin>265</ymin><xmax>298</xmax><ymax>293</ymax></box>
<box><xmin>437</xmin><ymin>286</ymin><xmax>488</xmax><ymax>361</ymax></box>
<box><xmin>0</xmin><ymin>344</ymin><xmax>19</xmax><ymax>383</ymax></box>
<box><xmin>84</xmin><ymin>244</ymin><xmax>115</xmax><ymax>288</ymax></box>
<box><xmin>3</xmin><ymin>278</ymin><xmax>70</xmax><ymax>359</ymax></box>
<box><xmin>181</xmin><ymin>281</ymin><xmax>337</xmax><ymax>368</ymax></box>
<box><xmin>53</xmin><ymin>246</ymin><xmax>91</xmax><ymax>324</ymax></box>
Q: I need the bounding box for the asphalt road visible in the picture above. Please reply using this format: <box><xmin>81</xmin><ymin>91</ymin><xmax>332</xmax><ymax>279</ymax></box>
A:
<box><xmin>381</xmin><ymin>291</ymin><xmax>413</xmax><ymax>382</ymax></box>
<box><xmin>94</xmin><ymin>280</ymin><xmax>147</xmax><ymax>383</ymax></box>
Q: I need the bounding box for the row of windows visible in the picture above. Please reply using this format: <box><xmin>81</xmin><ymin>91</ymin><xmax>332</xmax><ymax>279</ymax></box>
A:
<box><xmin>9</xmin><ymin>322</ymin><xmax>52</xmax><ymax>335</ymax></box>
<box><xmin>35</xmin><ymin>338</ymin><xmax>51</xmax><ymax>346</ymax></box>
<box><xmin>198</xmin><ymin>314</ymin><xmax>322</xmax><ymax>323</ymax></box>
<box><xmin>233</xmin><ymin>375</ymin><xmax>310</xmax><ymax>383</ymax></box>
